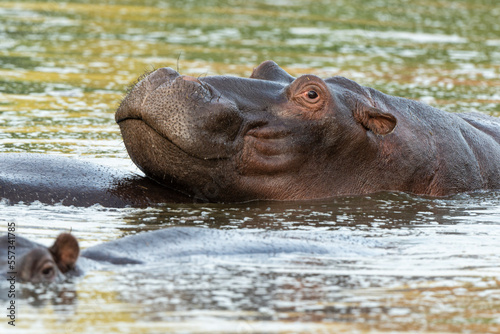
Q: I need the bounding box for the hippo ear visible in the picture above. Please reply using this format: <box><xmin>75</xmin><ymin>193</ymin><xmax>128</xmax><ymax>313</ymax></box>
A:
<box><xmin>48</xmin><ymin>233</ymin><xmax>80</xmax><ymax>273</ymax></box>
<box><xmin>353</xmin><ymin>103</ymin><xmax>397</xmax><ymax>136</ymax></box>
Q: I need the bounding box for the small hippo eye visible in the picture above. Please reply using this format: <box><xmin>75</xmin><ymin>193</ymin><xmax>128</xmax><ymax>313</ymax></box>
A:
<box><xmin>307</xmin><ymin>90</ymin><xmax>319</xmax><ymax>100</ymax></box>
<box><xmin>42</xmin><ymin>266</ymin><xmax>54</xmax><ymax>278</ymax></box>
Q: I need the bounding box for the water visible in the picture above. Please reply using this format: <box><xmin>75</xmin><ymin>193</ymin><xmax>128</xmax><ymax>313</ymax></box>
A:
<box><xmin>1</xmin><ymin>0</ymin><xmax>499</xmax><ymax>333</ymax></box>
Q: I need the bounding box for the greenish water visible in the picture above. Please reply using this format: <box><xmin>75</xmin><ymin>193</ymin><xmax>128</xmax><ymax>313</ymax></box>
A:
<box><xmin>1</xmin><ymin>0</ymin><xmax>500</xmax><ymax>333</ymax></box>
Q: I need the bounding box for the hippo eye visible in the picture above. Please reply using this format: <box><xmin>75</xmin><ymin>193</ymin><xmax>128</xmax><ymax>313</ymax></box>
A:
<box><xmin>301</xmin><ymin>89</ymin><xmax>320</xmax><ymax>104</ymax></box>
<box><xmin>40</xmin><ymin>262</ymin><xmax>56</xmax><ymax>280</ymax></box>
<box><xmin>307</xmin><ymin>90</ymin><xmax>319</xmax><ymax>99</ymax></box>
<box><xmin>42</xmin><ymin>267</ymin><xmax>54</xmax><ymax>277</ymax></box>
<box><xmin>291</xmin><ymin>81</ymin><xmax>326</xmax><ymax>111</ymax></box>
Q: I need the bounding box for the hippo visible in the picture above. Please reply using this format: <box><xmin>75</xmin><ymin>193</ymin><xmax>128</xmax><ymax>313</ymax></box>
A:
<box><xmin>0</xmin><ymin>153</ymin><xmax>190</xmax><ymax>207</ymax></box>
<box><xmin>0</xmin><ymin>228</ymin><xmax>374</xmax><ymax>283</ymax></box>
<box><xmin>1</xmin><ymin>233</ymin><xmax>81</xmax><ymax>283</ymax></box>
<box><xmin>115</xmin><ymin>60</ymin><xmax>500</xmax><ymax>201</ymax></box>
<box><xmin>1</xmin><ymin>61</ymin><xmax>499</xmax><ymax>206</ymax></box>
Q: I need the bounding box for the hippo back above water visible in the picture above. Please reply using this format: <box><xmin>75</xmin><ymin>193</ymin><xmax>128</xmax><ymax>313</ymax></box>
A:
<box><xmin>116</xmin><ymin>60</ymin><xmax>500</xmax><ymax>201</ymax></box>
<box><xmin>1</xmin><ymin>228</ymin><xmax>377</xmax><ymax>283</ymax></box>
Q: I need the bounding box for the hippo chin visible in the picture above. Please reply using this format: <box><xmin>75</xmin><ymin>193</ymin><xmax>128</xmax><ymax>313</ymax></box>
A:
<box><xmin>116</xmin><ymin>60</ymin><xmax>500</xmax><ymax>201</ymax></box>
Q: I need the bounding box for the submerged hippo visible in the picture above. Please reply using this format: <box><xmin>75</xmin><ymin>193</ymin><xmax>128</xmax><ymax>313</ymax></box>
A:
<box><xmin>0</xmin><ymin>153</ymin><xmax>190</xmax><ymax>207</ymax></box>
<box><xmin>116</xmin><ymin>60</ymin><xmax>500</xmax><ymax>201</ymax></box>
<box><xmin>1</xmin><ymin>61</ymin><xmax>499</xmax><ymax>206</ymax></box>
<box><xmin>0</xmin><ymin>228</ymin><xmax>368</xmax><ymax>283</ymax></box>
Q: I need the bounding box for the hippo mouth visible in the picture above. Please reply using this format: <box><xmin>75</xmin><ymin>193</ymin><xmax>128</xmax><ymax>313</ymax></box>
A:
<box><xmin>117</xmin><ymin>114</ymin><xmax>300</xmax><ymax>173</ymax></box>
<box><xmin>117</xmin><ymin>118</ymin><xmax>221</xmax><ymax>162</ymax></box>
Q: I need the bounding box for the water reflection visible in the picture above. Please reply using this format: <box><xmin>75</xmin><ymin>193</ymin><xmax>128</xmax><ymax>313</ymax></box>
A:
<box><xmin>1</xmin><ymin>191</ymin><xmax>500</xmax><ymax>332</ymax></box>
<box><xmin>1</xmin><ymin>0</ymin><xmax>500</xmax><ymax>332</ymax></box>
<box><xmin>117</xmin><ymin>191</ymin><xmax>500</xmax><ymax>231</ymax></box>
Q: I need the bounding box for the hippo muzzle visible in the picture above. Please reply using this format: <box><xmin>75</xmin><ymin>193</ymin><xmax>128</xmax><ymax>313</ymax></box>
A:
<box><xmin>116</xmin><ymin>67</ymin><xmax>243</xmax><ymax>160</ymax></box>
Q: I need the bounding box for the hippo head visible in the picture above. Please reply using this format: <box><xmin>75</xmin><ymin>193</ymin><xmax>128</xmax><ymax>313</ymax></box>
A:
<box><xmin>116</xmin><ymin>61</ymin><xmax>397</xmax><ymax>201</ymax></box>
<box><xmin>17</xmin><ymin>234</ymin><xmax>79</xmax><ymax>283</ymax></box>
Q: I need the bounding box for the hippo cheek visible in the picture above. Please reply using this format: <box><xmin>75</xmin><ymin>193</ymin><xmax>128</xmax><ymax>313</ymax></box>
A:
<box><xmin>237</xmin><ymin>126</ymin><xmax>309</xmax><ymax>175</ymax></box>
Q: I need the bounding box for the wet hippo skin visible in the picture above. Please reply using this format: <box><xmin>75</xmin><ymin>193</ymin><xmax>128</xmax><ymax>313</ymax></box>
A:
<box><xmin>117</xmin><ymin>61</ymin><xmax>500</xmax><ymax>201</ymax></box>
<box><xmin>1</xmin><ymin>61</ymin><xmax>500</xmax><ymax>206</ymax></box>
<box><xmin>0</xmin><ymin>228</ymin><xmax>376</xmax><ymax>283</ymax></box>
<box><xmin>0</xmin><ymin>154</ymin><xmax>190</xmax><ymax>207</ymax></box>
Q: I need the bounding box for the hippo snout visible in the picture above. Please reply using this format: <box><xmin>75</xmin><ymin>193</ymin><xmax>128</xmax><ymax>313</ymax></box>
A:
<box><xmin>147</xmin><ymin>67</ymin><xmax>182</xmax><ymax>90</ymax></box>
<box><xmin>116</xmin><ymin>67</ymin><xmax>243</xmax><ymax>160</ymax></box>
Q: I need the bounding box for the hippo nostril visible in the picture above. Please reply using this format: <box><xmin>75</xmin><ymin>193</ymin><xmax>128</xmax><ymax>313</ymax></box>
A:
<box><xmin>147</xmin><ymin>67</ymin><xmax>180</xmax><ymax>90</ymax></box>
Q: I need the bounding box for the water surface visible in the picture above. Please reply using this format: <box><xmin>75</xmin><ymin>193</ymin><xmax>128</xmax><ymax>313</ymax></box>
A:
<box><xmin>1</xmin><ymin>0</ymin><xmax>499</xmax><ymax>333</ymax></box>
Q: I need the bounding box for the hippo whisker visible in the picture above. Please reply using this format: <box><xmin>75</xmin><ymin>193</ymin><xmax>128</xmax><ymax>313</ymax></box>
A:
<box><xmin>175</xmin><ymin>52</ymin><xmax>182</xmax><ymax>73</ymax></box>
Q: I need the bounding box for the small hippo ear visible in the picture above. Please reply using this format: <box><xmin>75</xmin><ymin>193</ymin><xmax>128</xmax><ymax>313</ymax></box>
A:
<box><xmin>48</xmin><ymin>233</ymin><xmax>80</xmax><ymax>273</ymax></box>
<box><xmin>353</xmin><ymin>103</ymin><xmax>397</xmax><ymax>136</ymax></box>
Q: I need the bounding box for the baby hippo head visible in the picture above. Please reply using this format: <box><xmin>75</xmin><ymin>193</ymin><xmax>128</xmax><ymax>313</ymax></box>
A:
<box><xmin>17</xmin><ymin>233</ymin><xmax>79</xmax><ymax>283</ymax></box>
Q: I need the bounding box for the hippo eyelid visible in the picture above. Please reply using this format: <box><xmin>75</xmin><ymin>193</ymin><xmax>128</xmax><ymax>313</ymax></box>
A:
<box><xmin>42</xmin><ymin>266</ymin><xmax>54</xmax><ymax>276</ymax></box>
<box><xmin>37</xmin><ymin>259</ymin><xmax>57</xmax><ymax>280</ymax></box>
<box><xmin>290</xmin><ymin>82</ymin><xmax>327</xmax><ymax>111</ymax></box>
<box><xmin>289</xmin><ymin>75</ymin><xmax>328</xmax><ymax>97</ymax></box>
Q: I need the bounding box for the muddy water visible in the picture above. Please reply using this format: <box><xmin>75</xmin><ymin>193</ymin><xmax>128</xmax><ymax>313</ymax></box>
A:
<box><xmin>1</xmin><ymin>0</ymin><xmax>499</xmax><ymax>333</ymax></box>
